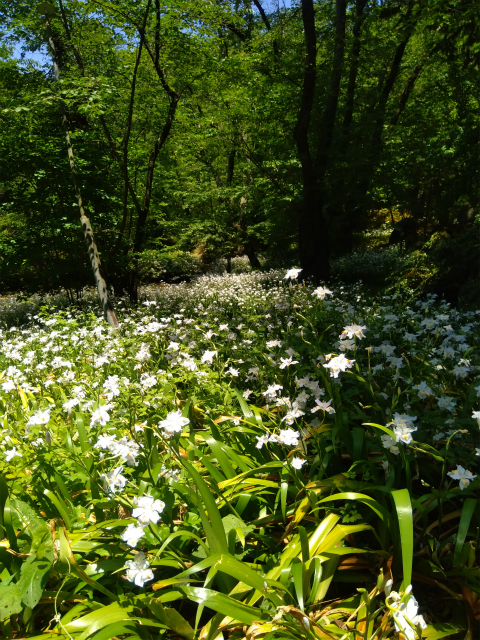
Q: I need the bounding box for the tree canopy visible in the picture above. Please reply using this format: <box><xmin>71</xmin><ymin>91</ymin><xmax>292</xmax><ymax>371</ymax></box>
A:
<box><xmin>0</xmin><ymin>0</ymin><xmax>478</xmax><ymax>299</ymax></box>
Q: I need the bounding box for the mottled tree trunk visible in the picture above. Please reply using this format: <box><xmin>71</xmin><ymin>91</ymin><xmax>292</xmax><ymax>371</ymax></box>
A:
<box><xmin>45</xmin><ymin>13</ymin><xmax>118</xmax><ymax>328</ymax></box>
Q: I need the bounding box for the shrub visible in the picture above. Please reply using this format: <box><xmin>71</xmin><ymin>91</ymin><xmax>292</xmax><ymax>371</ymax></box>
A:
<box><xmin>136</xmin><ymin>249</ymin><xmax>202</xmax><ymax>282</ymax></box>
<box><xmin>331</xmin><ymin>246</ymin><xmax>408</xmax><ymax>289</ymax></box>
<box><xmin>389</xmin><ymin>223</ymin><xmax>480</xmax><ymax>308</ymax></box>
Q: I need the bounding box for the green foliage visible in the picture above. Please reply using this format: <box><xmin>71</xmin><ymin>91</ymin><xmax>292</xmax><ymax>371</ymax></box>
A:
<box><xmin>388</xmin><ymin>222</ymin><xmax>480</xmax><ymax>307</ymax></box>
<box><xmin>0</xmin><ymin>271</ymin><xmax>477</xmax><ymax>638</ymax></box>
<box><xmin>0</xmin><ymin>0</ymin><xmax>478</xmax><ymax>294</ymax></box>
<box><xmin>137</xmin><ymin>249</ymin><xmax>202</xmax><ymax>283</ymax></box>
<box><xmin>331</xmin><ymin>247</ymin><xmax>408</xmax><ymax>290</ymax></box>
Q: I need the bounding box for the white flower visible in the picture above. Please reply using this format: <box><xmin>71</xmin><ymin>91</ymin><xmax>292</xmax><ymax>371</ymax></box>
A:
<box><xmin>387</xmin><ymin>356</ymin><xmax>404</xmax><ymax>369</ymax></box>
<box><xmin>389</xmin><ymin>413</ymin><xmax>418</xmax><ymax>445</ymax></box>
<box><xmin>101</xmin><ymin>466</ymin><xmax>127</xmax><ymax>494</ymax></box>
<box><xmin>291</xmin><ymin>457</ymin><xmax>306</xmax><ymax>470</ymax></box>
<box><xmin>227</xmin><ymin>367</ymin><xmax>239</xmax><ymax>377</ymax></box>
<box><xmin>91</xmin><ymin>405</ymin><xmax>112</xmax><ymax>427</ymax></box>
<box><xmin>95</xmin><ymin>434</ymin><xmax>117</xmax><ymax>450</ymax></box>
<box><xmin>1</xmin><ymin>380</ymin><xmax>16</xmax><ymax>392</ymax></box>
<box><xmin>125</xmin><ymin>551</ymin><xmax>154</xmax><ymax>587</ymax></box>
<box><xmin>122</xmin><ymin>524</ymin><xmax>145</xmax><ymax>547</ymax></box>
<box><xmin>413</xmin><ymin>381</ymin><xmax>433</xmax><ymax>399</ymax></box>
<box><xmin>279</xmin><ymin>356</ymin><xmax>298</xmax><ymax>369</ymax></box>
<box><xmin>94</xmin><ymin>355</ymin><xmax>110</xmax><ymax>368</ymax></box>
<box><xmin>381</xmin><ymin>434</ymin><xmax>400</xmax><ymax>455</ymax></box>
<box><xmin>271</xmin><ymin>428</ymin><xmax>300</xmax><ymax>447</ymax></box>
<box><xmin>284</xmin><ymin>268</ymin><xmax>302</xmax><ymax>280</ymax></box>
<box><xmin>472</xmin><ymin>410</ymin><xmax>480</xmax><ymax>427</ymax></box>
<box><xmin>448</xmin><ymin>465</ymin><xmax>477</xmax><ymax>490</ymax></box>
<box><xmin>452</xmin><ymin>365</ymin><xmax>469</xmax><ymax>379</ymax></box>
<box><xmin>262</xmin><ymin>384</ymin><xmax>283</xmax><ymax>401</ymax></box>
<box><xmin>180</xmin><ymin>356</ymin><xmax>197</xmax><ymax>372</ymax></box>
<box><xmin>282</xmin><ymin>406</ymin><xmax>305</xmax><ymax>425</ymax></box>
<box><xmin>323</xmin><ymin>354</ymin><xmax>355</xmax><ymax>378</ymax></box>
<box><xmin>5</xmin><ymin>447</ymin><xmax>22</xmax><ymax>462</ymax></box>
<box><xmin>140</xmin><ymin>373</ymin><xmax>156</xmax><ymax>389</ymax></box>
<box><xmin>27</xmin><ymin>409</ymin><xmax>51</xmax><ymax>426</ymax></box>
<box><xmin>111</xmin><ymin>437</ymin><xmax>141</xmax><ymax>466</ymax></box>
<box><xmin>420</xmin><ymin>318</ymin><xmax>438</xmax><ymax>329</ymax></box>
<box><xmin>136</xmin><ymin>344</ymin><xmax>151</xmax><ymax>361</ymax></box>
<box><xmin>438</xmin><ymin>396</ymin><xmax>457</xmax><ymax>413</ymax></box>
<box><xmin>295</xmin><ymin>375</ymin><xmax>311</xmax><ymax>388</ymax></box>
<box><xmin>160</xmin><ymin>465</ymin><xmax>181</xmax><ymax>480</ymax></box>
<box><xmin>311</xmin><ymin>399</ymin><xmax>335</xmax><ymax>414</ymax></box>
<box><xmin>242</xmin><ymin>389</ymin><xmax>253</xmax><ymax>399</ymax></box>
<box><xmin>201</xmin><ymin>350</ymin><xmax>217</xmax><ymax>364</ymax></box>
<box><xmin>63</xmin><ymin>398</ymin><xmax>80</xmax><ymax>411</ymax></box>
<box><xmin>312</xmin><ymin>286</ymin><xmax>332</xmax><ymax>300</ymax></box>
<box><xmin>341</xmin><ymin>324</ymin><xmax>367</xmax><ymax>340</ymax></box>
<box><xmin>255</xmin><ymin>435</ymin><xmax>270</xmax><ymax>449</ymax></box>
<box><xmin>337</xmin><ymin>339</ymin><xmax>355</xmax><ymax>351</ymax></box>
<box><xmin>389</xmin><ymin>590</ymin><xmax>427</xmax><ymax>640</ymax></box>
<box><xmin>266</xmin><ymin>340</ymin><xmax>283</xmax><ymax>348</ymax></box>
<box><xmin>103</xmin><ymin>375</ymin><xmax>120</xmax><ymax>399</ymax></box>
<box><xmin>132</xmin><ymin>495</ymin><xmax>165</xmax><ymax>526</ymax></box>
<box><xmin>158</xmin><ymin>410</ymin><xmax>189</xmax><ymax>438</ymax></box>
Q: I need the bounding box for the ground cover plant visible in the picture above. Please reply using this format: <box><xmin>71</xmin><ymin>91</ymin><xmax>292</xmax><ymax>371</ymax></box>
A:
<box><xmin>0</xmin><ymin>270</ymin><xmax>479</xmax><ymax>640</ymax></box>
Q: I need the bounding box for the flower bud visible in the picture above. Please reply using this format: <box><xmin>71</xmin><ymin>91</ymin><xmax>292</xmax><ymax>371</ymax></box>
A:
<box><xmin>301</xmin><ymin>617</ymin><xmax>310</xmax><ymax>631</ymax></box>
<box><xmin>384</xmin><ymin>579</ymin><xmax>393</xmax><ymax>596</ymax></box>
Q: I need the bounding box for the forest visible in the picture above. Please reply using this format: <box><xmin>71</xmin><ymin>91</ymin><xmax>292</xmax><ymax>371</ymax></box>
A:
<box><xmin>0</xmin><ymin>0</ymin><xmax>479</xmax><ymax>302</ymax></box>
<box><xmin>0</xmin><ymin>1</ymin><xmax>479</xmax><ymax>639</ymax></box>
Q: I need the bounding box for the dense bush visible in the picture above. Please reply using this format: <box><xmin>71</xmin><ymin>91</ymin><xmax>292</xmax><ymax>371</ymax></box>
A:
<box><xmin>330</xmin><ymin>247</ymin><xmax>408</xmax><ymax>289</ymax></box>
<box><xmin>136</xmin><ymin>249</ymin><xmax>203</xmax><ymax>283</ymax></box>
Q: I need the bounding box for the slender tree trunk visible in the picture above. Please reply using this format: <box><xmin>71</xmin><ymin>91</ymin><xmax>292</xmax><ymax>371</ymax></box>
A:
<box><xmin>44</xmin><ymin>12</ymin><xmax>118</xmax><ymax>328</ymax></box>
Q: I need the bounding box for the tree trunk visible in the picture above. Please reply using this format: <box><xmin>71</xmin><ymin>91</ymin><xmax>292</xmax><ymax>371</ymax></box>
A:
<box><xmin>298</xmin><ymin>183</ymin><xmax>330</xmax><ymax>282</ymax></box>
<box><xmin>245</xmin><ymin>247</ymin><xmax>261</xmax><ymax>269</ymax></box>
<box><xmin>44</xmin><ymin>12</ymin><xmax>118</xmax><ymax>328</ymax></box>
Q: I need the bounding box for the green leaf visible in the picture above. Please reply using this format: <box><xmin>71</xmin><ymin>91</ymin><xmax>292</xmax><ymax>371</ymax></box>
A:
<box><xmin>178</xmin><ymin>586</ymin><xmax>268</xmax><ymax>624</ymax></box>
<box><xmin>362</xmin><ymin>422</ymin><xmax>396</xmax><ymax>439</ymax></box>
<box><xmin>422</xmin><ymin>622</ymin><xmax>464</xmax><ymax>639</ymax></box>
<box><xmin>205</xmin><ymin>437</ymin><xmax>236</xmax><ymax>479</ymax></box>
<box><xmin>291</xmin><ymin>559</ymin><xmax>304</xmax><ymax>611</ymax></box>
<box><xmin>63</xmin><ymin>602</ymin><xmax>134</xmax><ymax>634</ymax></box>
<box><xmin>44</xmin><ymin>489</ymin><xmax>73</xmax><ymax>530</ymax></box>
<box><xmin>0</xmin><ymin>583</ymin><xmax>23</xmax><ymax>621</ymax></box>
<box><xmin>392</xmin><ymin>488</ymin><xmax>413</xmax><ymax>589</ymax></box>
<box><xmin>233</xmin><ymin>387</ymin><xmax>254</xmax><ymax>418</ymax></box>
<box><xmin>17</xmin><ymin>554</ymin><xmax>52</xmax><ymax>608</ymax></box>
<box><xmin>316</xmin><ymin>492</ymin><xmax>390</xmax><ymax>523</ymax></box>
<box><xmin>453</xmin><ymin>498</ymin><xmax>477</xmax><ymax>566</ymax></box>
<box><xmin>181</xmin><ymin>459</ymin><xmax>229</xmax><ymax>554</ymax></box>
<box><xmin>149</xmin><ymin>599</ymin><xmax>195</xmax><ymax>639</ymax></box>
